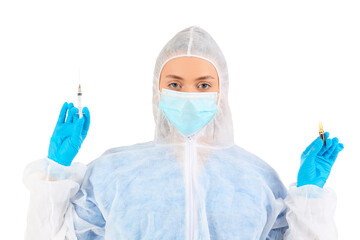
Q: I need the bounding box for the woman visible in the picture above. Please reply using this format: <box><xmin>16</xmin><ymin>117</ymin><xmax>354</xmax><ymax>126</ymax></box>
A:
<box><xmin>24</xmin><ymin>26</ymin><xmax>344</xmax><ymax>240</ymax></box>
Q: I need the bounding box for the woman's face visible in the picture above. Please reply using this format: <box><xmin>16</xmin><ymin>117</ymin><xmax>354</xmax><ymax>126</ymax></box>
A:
<box><xmin>159</xmin><ymin>56</ymin><xmax>220</xmax><ymax>103</ymax></box>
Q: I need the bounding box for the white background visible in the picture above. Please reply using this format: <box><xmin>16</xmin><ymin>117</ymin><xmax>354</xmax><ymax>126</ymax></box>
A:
<box><xmin>0</xmin><ymin>0</ymin><xmax>359</xmax><ymax>239</ymax></box>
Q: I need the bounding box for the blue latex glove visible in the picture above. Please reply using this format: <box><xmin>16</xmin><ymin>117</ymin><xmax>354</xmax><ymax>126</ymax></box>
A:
<box><xmin>48</xmin><ymin>102</ymin><xmax>90</xmax><ymax>166</ymax></box>
<box><xmin>297</xmin><ymin>132</ymin><xmax>344</xmax><ymax>188</ymax></box>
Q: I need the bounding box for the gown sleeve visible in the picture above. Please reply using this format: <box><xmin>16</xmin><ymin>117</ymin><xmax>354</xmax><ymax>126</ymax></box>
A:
<box><xmin>282</xmin><ymin>183</ymin><xmax>338</xmax><ymax>240</ymax></box>
<box><xmin>23</xmin><ymin>157</ymin><xmax>106</xmax><ymax>240</ymax></box>
<box><xmin>265</xmin><ymin>182</ymin><xmax>338</xmax><ymax>240</ymax></box>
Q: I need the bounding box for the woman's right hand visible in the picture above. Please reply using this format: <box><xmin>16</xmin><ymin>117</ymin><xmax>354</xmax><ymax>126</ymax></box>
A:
<box><xmin>48</xmin><ymin>102</ymin><xmax>90</xmax><ymax>166</ymax></box>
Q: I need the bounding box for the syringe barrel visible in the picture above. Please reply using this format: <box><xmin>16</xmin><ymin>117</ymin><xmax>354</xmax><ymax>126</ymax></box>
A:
<box><xmin>78</xmin><ymin>95</ymin><xmax>82</xmax><ymax>118</ymax></box>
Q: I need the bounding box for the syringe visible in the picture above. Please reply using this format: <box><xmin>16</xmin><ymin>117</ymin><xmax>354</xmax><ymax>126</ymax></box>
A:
<box><xmin>78</xmin><ymin>84</ymin><xmax>82</xmax><ymax>118</ymax></box>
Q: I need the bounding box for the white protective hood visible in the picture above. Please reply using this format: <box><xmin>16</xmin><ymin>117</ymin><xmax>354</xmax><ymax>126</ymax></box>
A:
<box><xmin>152</xmin><ymin>25</ymin><xmax>234</xmax><ymax>148</ymax></box>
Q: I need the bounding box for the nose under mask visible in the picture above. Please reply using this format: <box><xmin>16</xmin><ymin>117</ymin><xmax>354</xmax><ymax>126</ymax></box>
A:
<box><xmin>158</xmin><ymin>88</ymin><xmax>218</xmax><ymax>136</ymax></box>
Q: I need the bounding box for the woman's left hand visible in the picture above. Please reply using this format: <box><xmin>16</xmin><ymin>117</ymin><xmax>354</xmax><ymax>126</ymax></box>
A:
<box><xmin>297</xmin><ymin>132</ymin><xmax>344</xmax><ymax>188</ymax></box>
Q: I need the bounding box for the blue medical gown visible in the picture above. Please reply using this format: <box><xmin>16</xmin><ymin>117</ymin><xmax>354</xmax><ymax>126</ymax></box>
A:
<box><xmin>70</xmin><ymin>141</ymin><xmax>288</xmax><ymax>239</ymax></box>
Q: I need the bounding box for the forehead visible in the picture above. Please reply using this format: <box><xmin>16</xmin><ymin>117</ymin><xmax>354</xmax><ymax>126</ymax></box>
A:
<box><xmin>160</xmin><ymin>56</ymin><xmax>218</xmax><ymax>78</ymax></box>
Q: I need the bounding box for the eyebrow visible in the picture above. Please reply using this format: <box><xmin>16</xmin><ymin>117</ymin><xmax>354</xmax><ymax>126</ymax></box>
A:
<box><xmin>165</xmin><ymin>74</ymin><xmax>215</xmax><ymax>81</ymax></box>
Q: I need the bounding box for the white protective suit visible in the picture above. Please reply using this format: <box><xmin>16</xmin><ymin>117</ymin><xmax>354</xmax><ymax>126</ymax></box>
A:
<box><xmin>23</xmin><ymin>25</ymin><xmax>338</xmax><ymax>240</ymax></box>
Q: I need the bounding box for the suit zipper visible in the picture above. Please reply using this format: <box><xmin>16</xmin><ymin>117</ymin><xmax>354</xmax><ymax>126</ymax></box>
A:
<box><xmin>186</xmin><ymin>135</ymin><xmax>195</xmax><ymax>240</ymax></box>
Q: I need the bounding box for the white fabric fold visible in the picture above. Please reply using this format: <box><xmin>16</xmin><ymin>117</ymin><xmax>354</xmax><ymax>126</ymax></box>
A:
<box><xmin>284</xmin><ymin>183</ymin><xmax>337</xmax><ymax>240</ymax></box>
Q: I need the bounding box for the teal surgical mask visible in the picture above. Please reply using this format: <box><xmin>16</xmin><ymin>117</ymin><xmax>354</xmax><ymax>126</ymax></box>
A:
<box><xmin>158</xmin><ymin>88</ymin><xmax>218</xmax><ymax>136</ymax></box>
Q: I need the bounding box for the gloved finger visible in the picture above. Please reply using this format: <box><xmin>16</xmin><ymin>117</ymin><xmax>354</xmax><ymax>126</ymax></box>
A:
<box><xmin>302</xmin><ymin>132</ymin><xmax>329</xmax><ymax>155</ymax></box>
<box><xmin>328</xmin><ymin>143</ymin><xmax>344</xmax><ymax>164</ymax></box>
<box><xmin>318</xmin><ymin>138</ymin><xmax>333</xmax><ymax>155</ymax></box>
<box><xmin>303</xmin><ymin>132</ymin><xmax>330</xmax><ymax>156</ymax></box>
<box><xmin>65</xmin><ymin>103</ymin><xmax>74</xmax><ymax>122</ymax></box>
<box><xmin>68</xmin><ymin>102</ymin><xmax>74</xmax><ymax>111</ymax></box>
<box><xmin>302</xmin><ymin>136</ymin><xmax>320</xmax><ymax>156</ymax></box>
<box><xmin>71</xmin><ymin>107</ymin><xmax>79</xmax><ymax>121</ymax></box>
<box><xmin>307</xmin><ymin>137</ymin><xmax>324</xmax><ymax>157</ymax></box>
<box><xmin>57</xmin><ymin>102</ymin><xmax>68</xmax><ymax>124</ymax></box>
<box><xmin>66</xmin><ymin>106</ymin><xmax>76</xmax><ymax>123</ymax></box>
<box><xmin>82</xmin><ymin>106</ymin><xmax>90</xmax><ymax>136</ymax></box>
<box><xmin>302</xmin><ymin>135</ymin><xmax>322</xmax><ymax>157</ymax></box>
<box><xmin>323</xmin><ymin>137</ymin><xmax>339</xmax><ymax>158</ymax></box>
<box><xmin>70</xmin><ymin>117</ymin><xmax>85</xmax><ymax>147</ymax></box>
<box><xmin>324</xmin><ymin>132</ymin><xmax>330</xmax><ymax>139</ymax></box>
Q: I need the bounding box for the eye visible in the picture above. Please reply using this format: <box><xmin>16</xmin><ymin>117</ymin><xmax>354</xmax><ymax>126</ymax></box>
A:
<box><xmin>198</xmin><ymin>83</ymin><xmax>211</xmax><ymax>89</ymax></box>
<box><xmin>168</xmin><ymin>82</ymin><xmax>181</xmax><ymax>89</ymax></box>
